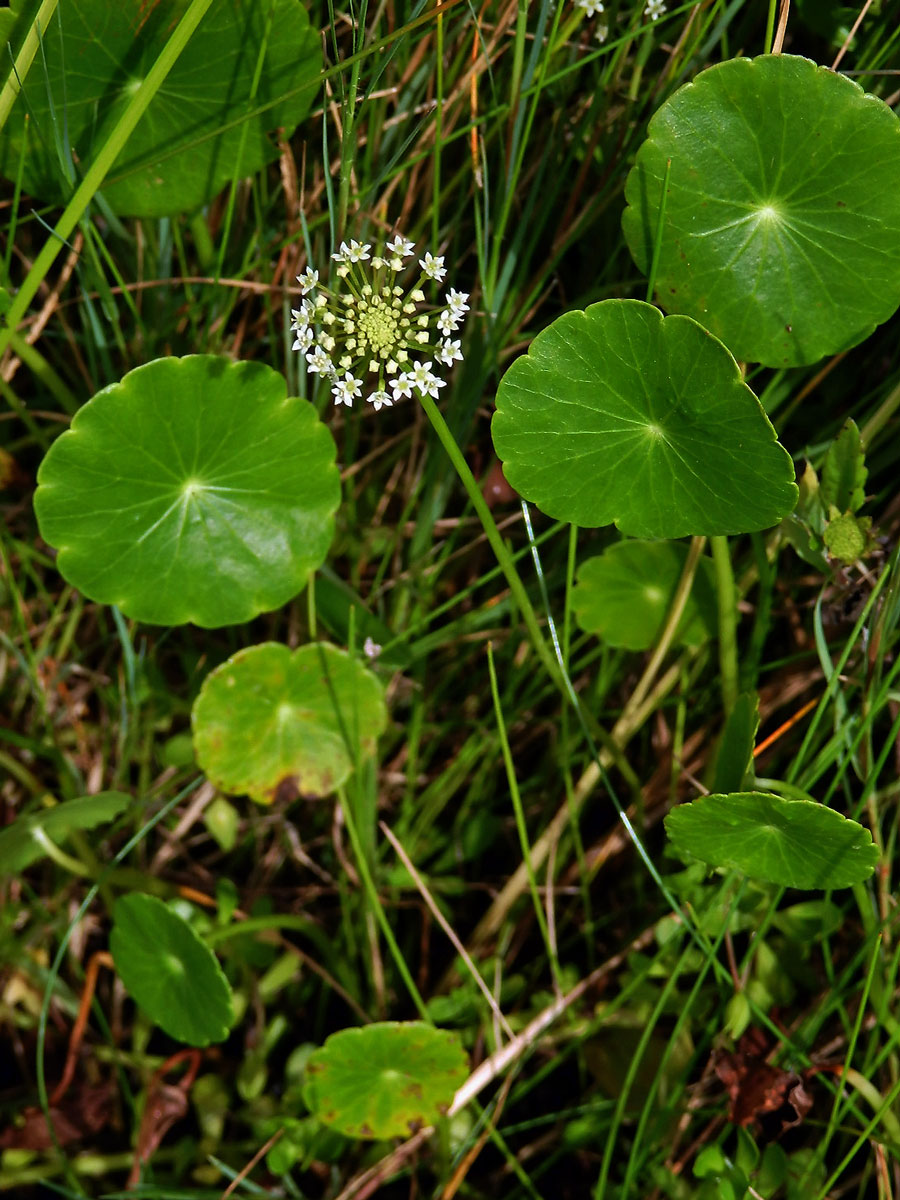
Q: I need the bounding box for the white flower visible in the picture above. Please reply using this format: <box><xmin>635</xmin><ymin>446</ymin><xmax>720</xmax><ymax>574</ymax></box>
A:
<box><xmin>437</xmin><ymin>310</ymin><xmax>460</xmax><ymax>336</ymax></box>
<box><xmin>363</xmin><ymin>636</ymin><xmax>382</xmax><ymax>660</ymax></box>
<box><xmin>390</xmin><ymin>372</ymin><xmax>414</xmax><ymax>399</ymax></box>
<box><xmin>297</xmin><ymin>267</ymin><xmax>319</xmax><ymax>294</ymax></box>
<box><xmin>346</xmin><ymin>239</ymin><xmax>371</xmax><ymax>263</ymax></box>
<box><xmin>332</xmin><ymin>241</ymin><xmax>351</xmax><ymax>263</ymax></box>
<box><xmin>644</xmin><ymin>0</ymin><xmax>666</xmax><ymax>19</ymax></box>
<box><xmin>292</xmin><ymin>326</ymin><xmax>314</xmax><ymax>352</ymax></box>
<box><xmin>575</xmin><ymin>0</ymin><xmax>604</xmax><ymax>15</ymax></box>
<box><xmin>409</xmin><ymin>361</ymin><xmax>446</xmax><ymax>399</ymax></box>
<box><xmin>595</xmin><ymin>22</ymin><xmax>608</xmax><ymax>42</ymax></box>
<box><xmin>420</xmin><ymin>252</ymin><xmax>447</xmax><ymax>283</ymax></box>
<box><xmin>332</xmin><ymin>372</ymin><xmax>362</xmax><ymax>406</ymax></box>
<box><xmin>436</xmin><ymin>338</ymin><xmax>463</xmax><ymax>366</ymax></box>
<box><xmin>290</xmin><ymin>298</ymin><xmax>318</xmax><ymax>333</ymax></box>
<box><xmin>446</xmin><ymin>288</ymin><xmax>469</xmax><ymax>316</ymax></box>
<box><xmin>367</xmin><ymin>389</ymin><xmax>393</xmax><ymax>412</ymax></box>
<box><xmin>387</xmin><ymin>234</ymin><xmax>415</xmax><ymax>258</ymax></box>
<box><xmin>290</xmin><ymin>298</ymin><xmax>317</xmax><ymax>329</ymax></box>
<box><xmin>306</xmin><ymin>346</ymin><xmax>334</xmax><ymax>375</ymax></box>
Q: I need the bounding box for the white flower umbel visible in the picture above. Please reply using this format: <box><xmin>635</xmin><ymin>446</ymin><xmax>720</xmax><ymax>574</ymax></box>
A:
<box><xmin>644</xmin><ymin>0</ymin><xmax>666</xmax><ymax>19</ymax></box>
<box><xmin>292</xmin><ymin>234</ymin><xmax>468</xmax><ymax>410</ymax></box>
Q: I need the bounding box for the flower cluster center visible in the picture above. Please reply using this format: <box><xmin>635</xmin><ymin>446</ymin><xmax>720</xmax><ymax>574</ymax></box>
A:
<box><xmin>355</xmin><ymin>295</ymin><xmax>404</xmax><ymax>354</ymax></box>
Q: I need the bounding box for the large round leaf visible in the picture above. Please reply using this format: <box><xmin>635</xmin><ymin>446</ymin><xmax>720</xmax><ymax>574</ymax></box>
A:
<box><xmin>622</xmin><ymin>55</ymin><xmax>900</xmax><ymax>367</ymax></box>
<box><xmin>491</xmin><ymin>300</ymin><xmax>797</xmax><ymax>537</ymax></box>
<box><xmin>303</xmin><ymin>1022</ymin><xmax>468</xmax><ymax>1140</ymax></box>
<box><xmin>0</xmin><ymin>0</ymin><xmax>320</xmax><ymax>217</ymax></box>
<box><xmin>110</xmin><ymin>893</ymin><xmax>235</xmax><ymax>1046</ymax></box>
<box><xmin>34</xmin><ymin>356</ymin><xmax>340</xmax><ymax>628</ymax></box>
<box><xmin>573</xmin><ymin>539</ymin><xmax>717</xmax><ymax>650</ymax></box>
<box><xmin>665</xmin><ymin>793</ymin><xmax>878</xmax><ymax>890</ymax></box>
<box><xmin>192</xmin><ymin>643</ymin><xmax>387</xmax><ymax>803</ymax></box>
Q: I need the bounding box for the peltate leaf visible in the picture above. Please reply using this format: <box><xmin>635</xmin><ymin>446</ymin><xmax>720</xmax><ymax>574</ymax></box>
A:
<box><xmin>665</xmin><ymin>792</ymin><xmax>878</xmax><ymax>889</ymax></box>
<box><xmin>34</xmin><ymin>356</ymin><xmax>340</xmax><ymax>628</ymax></box>
<box><xmin>572</xmin><ymin>539</ymin><xmax>717</xmax><ymax>650</ymax></box>
<box><xmin>492</xmin><ymin>300</ymin><xmax>797</xmax><ymax>537</ymax></box>
<box><xmin>192</xmin><ymin>643</ymin><xmax>387</xmax><ymax>803</ymax></box>
<box><xmin>623</xmin><ymin>55</ymin><xmax>900</xmax><ymax>366</ymax></box>
<box><xmin>303</xmin><ymin>1022</ymin><xmax>468</xmax><ymax>1139</ymax></box>
<box><xmin>0</xmin><ymin>0</ymin><xmax>320</xmax><ymax>217</ymax></box>
<box><xmin>110</xmin><ymin>893</ymin><xmax>235</xmax><ymax>1046</ymax></box>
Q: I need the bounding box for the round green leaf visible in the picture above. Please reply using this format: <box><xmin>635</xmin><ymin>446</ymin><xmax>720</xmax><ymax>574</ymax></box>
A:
<box><xmin>0</xmin><ymin>792</ymin><xmax>130</xmax><ymax>874</ymax></box>
<box><xmin>192</xmin><ymin>643</ymin><xmax>387</xmax><ymax>803</ymax></box>
<box><xmin>34</xmin><ymin>356</ymin><xmax>340</xmax><ymax>628</ymax></box>
<box><xmin>303</xmin><ymin>1022</ymin><xmax>468</xmax><ymax>1140</ymax></box>
<box><xmin>0</xmin><ymin>0</ymin><xmax>320</xmax><ymax>217</ymax></box>
<box><xmin>491</xmin><ymin>300</ymin><xmax>797</xmax><ymax>537</ymax></box>
<box><xmin>110</xmin><ymin>893</ymin><xmax>235</xmax><ymax>1046</ymax></box>
<box><xmin>665</xmin><ymin>792</ymin><xmax>878</xmax><ymax>890</ymax></box>
<box><xmin>622</xmin><ymin>55</ymin><xmax>900</xmax><ymax>367</ymax></box>
<box><xmin>572</xmin><ymin>539</ymin><xmax>717</xmax><ymax>650</ymax></box>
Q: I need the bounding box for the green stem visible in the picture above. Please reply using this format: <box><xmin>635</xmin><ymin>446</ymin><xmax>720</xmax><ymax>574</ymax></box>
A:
<box><xmin>799</xmin><ymin>935</ymin><xmax>886</xmax><ymax>1188</ymax></box>
<box><xmin>417</xmin><ymin>394</ymin><xmax>640</xmax><ymax>791</ymax></box>
<box><xmin>0</xmin><ymin>0</ymin><xmax>216</xmax><ymax>362</ymax></box>
<box><xmin>7</xmin><ymin>331</ymin><xmax>79</xmax><ymax>413</ymax></box>
<box><xmin>336</xmin><ymin>50</ymin><xmax>363</xmax><ymax>242</ymax></box>
<box><xmin>432</xmin><ymin>1</ymin><xmax>443</xmax><ymax>252</ymax></box>
<box><xmin>487</xmin><ymin>642</ymin><xmax>562</xmax><ymax>991</ymax></box>
<box><xmin>859</xmin><ymin>377</ymin><xmax>900</xmax><ymax>448</ymax></box>
<box><xmin>416</xmin><ymin>392</ymin><xmax>560</xmax><ymax>688</ymax></box>
<box><xmin>764</xmin><ymin>0</ymin><xmax>778</xmax><ymax>53</ymax></box>
<box><xmin>626</xmin><ymin>535</ymin><xmax>705</xmax><ymax>719</ymax></box>
<box><xmin>710</xmin><ymin>534</ymin><xmax>738</xmax><ymax>716</ymax></box>
<box><xmin>338</xmin><ymin>785</ymin><xmax>430</xmax><ymax>1022</ymax></box>
<box><xmin>0</xmin><ymin>0</ymin><xmax>60</xmax><ymax>136</ymax></box>
<box><xmin>645</xmin><ymin>157</ymin><xmax>671</xmax><ymax>303</ymax></box>
<box><xmin>29</xmin><ymin>826</ymin><xmax>90</xmax><ymax>876</ymax></box>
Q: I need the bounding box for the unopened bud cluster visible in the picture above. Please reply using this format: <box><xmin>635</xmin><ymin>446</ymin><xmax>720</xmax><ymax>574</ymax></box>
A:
<box><xmin>291</xmin><ymin>234</ymin><xmax>468</xmax><ymax>412</ymax></box>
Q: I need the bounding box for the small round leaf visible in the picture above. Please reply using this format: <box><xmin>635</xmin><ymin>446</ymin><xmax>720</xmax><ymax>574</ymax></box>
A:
<box><xmin>192</xmin><ymin>643</ymin><xmax>387</xmax><ymax>803</ymax></box>
<box><xmin>110</xmin><ymin>893</ymin><xmax>235</xmax><ymax>1046</ymax></box>
<box><xmin>492</xmin><ymin>300</ymin><xmax>797</xmax><ymax>537</ymax></box>
<box><xmin>34</xmin><ymin>356</ymin><xmax>340</xmax><ymax>628</ymax></box>
<box><xmin>303</xmin><ymin>1022</ymin><xmax>468</xmax><ymax>1140</ymax></box>
<box><xmin>573</xmin><ymin>539</ymin><xmax>717</xmax><ymax>650</ymax></box>
<box><xmin>665</xmin><ymin>792</ymin><xmax>878</xmax><ymax>890</ymax></box>
<box><xmin>623</xmin><ymin>55</ymin><xmax>900</xmax><ymax>366</ymax></box>
<box><xmin>0</xmin><ymin>792</ymin><xmax>130</xmax><ymax>874</ymax></box>
<box><xmin>0</xmin><ymin>0</ymin><xmax>321</xmax><ymax>217</ymax></box>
